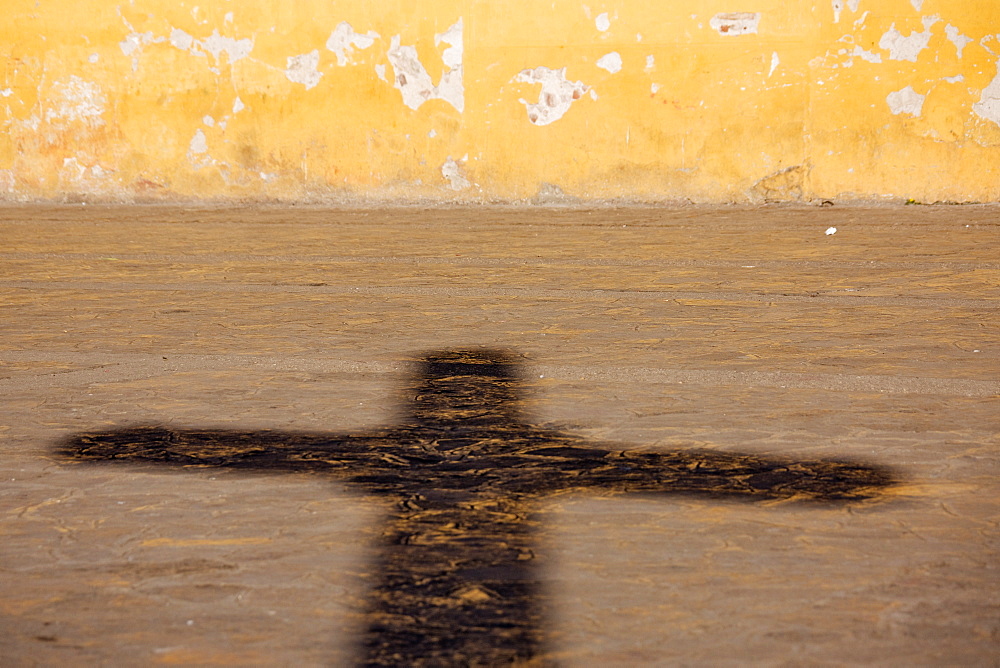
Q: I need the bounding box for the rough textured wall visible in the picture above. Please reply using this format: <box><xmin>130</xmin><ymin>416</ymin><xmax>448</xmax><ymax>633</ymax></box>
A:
<box><xmin>1</xmin><ymin>0</ymin><xmax>998</xmax><ymax>203</ymax></box>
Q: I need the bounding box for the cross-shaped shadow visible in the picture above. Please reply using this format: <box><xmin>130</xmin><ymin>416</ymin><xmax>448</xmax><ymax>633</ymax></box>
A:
<box><xmin>60</xmin><ymin>348</ymin><xmax>895</xmax><ymax>665</ymax></box>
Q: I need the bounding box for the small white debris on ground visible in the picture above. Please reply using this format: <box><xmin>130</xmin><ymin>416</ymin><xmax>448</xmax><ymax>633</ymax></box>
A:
<box><xmin>826</xmin><ymin>227</ymin><xmax>838</xmax><ymax>235</ymax></box>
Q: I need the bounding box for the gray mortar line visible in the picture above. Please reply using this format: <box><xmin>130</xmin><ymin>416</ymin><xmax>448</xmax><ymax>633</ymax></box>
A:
<box><xmin>1</xmin><ymin>251</ymin><xmax>997</xmax><ymax>271</ymax></box>
<box><xmin>1</xmin><ymin>351</ymin><xmax>997</xmax><ymax>398</ymax></box>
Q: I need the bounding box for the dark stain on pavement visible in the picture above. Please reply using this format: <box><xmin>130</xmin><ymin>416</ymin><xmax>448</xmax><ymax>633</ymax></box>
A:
<box><xmin>60</xmin><ymin>348</ymin><xmax>896</xmax><ymax>666</ymax></box>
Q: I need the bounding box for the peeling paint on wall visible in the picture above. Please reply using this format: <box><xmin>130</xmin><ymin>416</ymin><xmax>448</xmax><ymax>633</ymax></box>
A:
<box><xmin>514</xmin><ymin>67</ymin><xmax>589</xmax><ymax>126</ymax></box>
<box><xmin>120</xmin><ymin>31</ymin><xmax>161</xmax><ymax>57</ymax></box>
<box><xmin>710</xmin><ymin>13</ymin><xmax>761</xmax><ymax>36</ymax></box>
<box><xmin>887</xmin><ymin>85</ymin><xmax>925</xmax><ymax>117</ymax></box>
<box><xmin>441</xmin><ymin>156</ymin><xmax>471</xmax><ymax>190</ymax></box>
<box><xmin>326</xmin><ymin>22</ymin><xmax>379</xmax><ymax>66</ymax></box>
<box><xmin>879</xmin><ymin>16</ymin><xmax>939</xmax><ymax>62</ymax></box>
<box><xmin>831</xmin><ymin>0</ymin><xmax>861</xmax><ymax>23</ymax></box>
<box><xmin>286</xmin><ymin>51</ymin><xmax>323</xmax><ymax>90</ymax></box>
<box><xmin>387</xmin><ymin>19</ymin><xmax>463</xmax><ymax>113</ymax></box>
<box><xmin>44</xmin><ymin>77</ymin><xmax>106</xmax><ymax>128</ymax></box>
<box><xmin>973</xmin><ymin>60</ymin><xmax>1000</xmax><ymax>126</ymax></box>
<box><xmin>198</xmin><ymin>30</ymin><xmax>255</xmax><ymax>65</ymax></box>
<box><xmin>189</xmin><ymin>129</ymin><xmax>209</xmax><ymax>155</ymax></box>
<box><xmin>1</xmin><ymin>0</ymin><xmax>998</xmax><ymax>203</ymax></box>
<box><xmin>945</xmin><ymin>25</ymin><xmax>973</xmax><ymax>58</ymax></box>
<box><xmin>852</xmin><ymin>45</ymin><xmax>882</xmax><ymax>64</ymax></box>
<box><xmin>597</xmin><ymin>52</ymin><xmax>623</xmax><ymax>74</ymax></box>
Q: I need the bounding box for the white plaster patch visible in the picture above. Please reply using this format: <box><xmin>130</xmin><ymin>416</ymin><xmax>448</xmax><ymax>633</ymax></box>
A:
<box><xmin>0</xmin><ymin>88</ymin><xmax>13</xmax><ymax>97</ymax></box>
<box><xmin>945</xmin><ymin>24</ymin><xmax>973</xmax><ymax>58</ymax></box>
<box><xmin>88</xmin><ymin>54</ymin><xmax>100</xmax><ymax>64</ymax></box>
<box><xmin>514</xmin><ymin>67</ymin><xmax>589</xmax><ymax>126</ymax></box>
<box><xmin>972</xmin><ymin>63</ymin><xmax>1000</xmax><ymax>126</ymax></box>
<box><xmin>710</xmin><ymin>13</ymin><xmax>761</xmax><ymax>36</ymax></box>
<box><xmin>119</xmin><ymin>31</ymin><xmax>160</xmax><ymax>56</ymax></box>
<box><xmin>62</xmin><ymin>157</ymin><xmax>86</xmax><ymax>180</ymax></box>
<box><xmin>597</xmin><ymin>52</ymin><xmax>623</xmax><ymax>74</ymax></box>
<box><xmin>438</xmin><ymin>24</ymin><xmax>463</xmax><ymax>67</ymax></box>
<box><xmin>879</xmin><ymin>15</ymin><xmax>939</xmax><ymax>62</ymax></box>
<box><xmin>441</xmin><ymin>157</ymin><xmax>471</xmax><ymax>191</ymax></box>
<box><xmin>387</xmin><ymin>39</ymin><xmax>435</xmax><ymax>109</ymax></box>
<box><xmin>200</xmin><ymin>30</ymin><xmax>254</xmax><ymax>65</ymax></box>
<box><xmin>651</xmin><ymin>83</ymin><xmax>661</xmax><ymax>94</ymax></box>
<box><xmin>852</xmin><ymin>45</ymin><xmax>882</xmax><ymax>64</ymax></box>
<box><xmin>386</xmin><ymin>18</ymin><xmax>464</xmax><ymax>113</ymax></box>
<box><xmin>286</xmin><ymin>51</ymin><xmax>323</xmax><ymax>90</ymax></box>
<box><xmin>45</xmin><ymin>76</ymin><xmax>106</xmax><ymax>127</ymax></box>
<box><xmin>645</xmin><ymin>55</ymin><xmax>655</xmax><ymax>72</ymax></box>
<box><xmin>910</xmin><ymin>0</ymin><xmax>924</xmax><ymax>10</ymax></box>
<box><xmin>203</xmin><ymin>115</ymin><xmax>215</xmax><ymax>126</ymax></box>
<box><xmin>375</xmin><ymin>64</ymin><xmax>387</xmax><ymax>81</ymax></box>
<box><xmin>831</xmin><ymin>0</ymin><xmax>861</xmax><ymax>23</ymax></box>
<box><xmin>170</xmin><ymin>28</ymin><xmax>253</xmax><ymax>67</ymax></box>
<box><xmin>326</xmin><ymin>22</ymin><xmax>379</xmax><ymax>66</ymax></box>
<box><xmin>170</xmin><ymin>28</ymin><xmax>194</xmax><ymax>51</ymax></box>
<box><xmin>769</xmin><ymin>51</ymin><xmax>780</xmax><ymax>77</ymax></box>
<box><xmin>189</xmin><ymin>129</ymin><xmax>209</xmax><ymax>154</ymax></box>
<box><xmin>19</xmin><ymin>115</ymin><xmax>40</xmax><ymax>132</ymax></box>
<box><xmin>886</xmin><ymin>85</ymin><xmax>925</xmax><ymax>116</ymax></box>
<box><xmin>232</xmin><ymin>96</ymin><xmax>245</xmax><ymax>113</ymax></box>
<box><xmin>943</xmin><ymin>74</ymin><xmax>964</xmax><ymax>83</ymax></box>
<box><xmin>595</xmin><ymin>12</ymin><xmax>611</xmax><ymax>32</ymax></box>
<box><xmin>119</xmin><ymin>29</ymin><xmax>163</xmax><ymax>71</ymax></box>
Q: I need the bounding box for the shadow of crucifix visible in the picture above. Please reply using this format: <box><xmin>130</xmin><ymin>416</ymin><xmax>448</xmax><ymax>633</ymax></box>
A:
<box><xmin>60</xmin><ymin>348</ymin><xmax>894</xmax><ymax>666</ymax></box>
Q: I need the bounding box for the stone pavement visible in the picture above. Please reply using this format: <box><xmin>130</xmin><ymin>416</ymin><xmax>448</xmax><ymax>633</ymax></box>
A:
<box><xmin>1</xmin><ymin>204</ymin><xmax>998</xmax><ymax>666</ymax></box>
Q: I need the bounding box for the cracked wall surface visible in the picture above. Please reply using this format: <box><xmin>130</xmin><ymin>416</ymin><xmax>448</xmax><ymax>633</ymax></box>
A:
<box><xmin>0</xmin><ymin>0</ymin><xmax>998</xmax><ymax>203</ymax></box>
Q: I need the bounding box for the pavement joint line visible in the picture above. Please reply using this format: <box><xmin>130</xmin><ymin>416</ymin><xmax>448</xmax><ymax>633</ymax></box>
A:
<box><xmin>1</xmin><ymin>251</ymin><xmax>998</xmax><ymax>271</ymax></box>
<box><xmin>2</xmin><ymin>351</ymin><xmax>997</xmax><ymax>397</ymax></box>
<box><xmin>1</xmin><ymin>279</ymin><xmax>996</xmax><ymax>308</ymax></box>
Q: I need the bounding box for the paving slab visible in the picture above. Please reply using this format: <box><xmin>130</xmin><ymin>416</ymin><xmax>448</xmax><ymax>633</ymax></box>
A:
<box><xmin>1</xmin><ymin>205</ymin><xmax>998</xmax><ymax>666</ymax></box>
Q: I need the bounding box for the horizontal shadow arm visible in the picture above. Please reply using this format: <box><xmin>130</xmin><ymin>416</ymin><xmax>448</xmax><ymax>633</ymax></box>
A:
<box><xmin>59</xmin><ymin>426</ymin><xmax>395</xmax><ymax>473</ymax></box>
<box><xmin>548</xmin><ymin>447</ymin><xmax>895</xmax><ymax>502</ymax></box>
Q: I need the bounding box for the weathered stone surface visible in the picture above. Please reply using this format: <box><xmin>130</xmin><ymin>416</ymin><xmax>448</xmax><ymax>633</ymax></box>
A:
<box><xmin>1</xmin><ymin>205</ymin><xmax>997</xmax><ymax>666</ymax></box>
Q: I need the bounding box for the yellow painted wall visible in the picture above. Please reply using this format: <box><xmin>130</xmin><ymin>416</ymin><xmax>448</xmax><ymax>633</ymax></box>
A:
<box><xmin>1</xmin><ymin>0</ymin><xmax>998</xmax><ymax>203</ymax></box>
